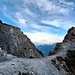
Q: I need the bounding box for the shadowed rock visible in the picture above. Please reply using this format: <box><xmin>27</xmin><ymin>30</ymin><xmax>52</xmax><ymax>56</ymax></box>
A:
<box><xmin>0</xmin><ymin>48</ymin><xmax>7</xmax><ymax>62</ymax></box>
<box><xmin>0</xmin><ymin>20</ymin><xmax>2</xmax><ymax>23</ymax></box>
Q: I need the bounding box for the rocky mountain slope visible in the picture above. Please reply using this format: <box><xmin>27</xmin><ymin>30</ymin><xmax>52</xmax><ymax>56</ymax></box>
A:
<box><xmin>48</xmin><ymin>27</ymin><xmax>75</xmax><ymax>75</ymax></box>
<box><xmin>0</xmin><ymin>20</ymin><xmax>43</xmax><ymax>58</ymax></box>
<box><xmin>53</xmin><ymin>27</ymin><xmax>75</xmax><ymax>54</ymax></box>
<box><xmin>0</xmin><ymin>47</ymin><xmax>69</xmax><ymax>75</ymax></box>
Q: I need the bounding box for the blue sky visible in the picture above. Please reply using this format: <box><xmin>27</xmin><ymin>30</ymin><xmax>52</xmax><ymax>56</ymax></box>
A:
<box><xmin>0</xmin><ymin>0</ymin><xmax>75</xmax><ymax>45</ymax></box>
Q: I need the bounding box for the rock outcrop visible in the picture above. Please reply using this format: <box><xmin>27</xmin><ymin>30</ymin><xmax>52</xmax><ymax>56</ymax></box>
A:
<box><xmin>48</xmin><ymin>27</ymin><xmax>75</xmax><ymax>75</ymax></box>
<box><xmin>0</xmin><ymin>20</ymin><xmax>43</xmax><ymax>58</ymax></box>
<box><xmin>0</xmin><ymin>48</ymin><xmax>7</xmax><ymax>62</ymax></box>
<box><xmin>53</xmin><ymin>27</ymin><xmax>75</xmax><ymax>54</ymax></box>
<box><xmin>48</xmin><ymin>51</ymin><xmax>53</xmax><ymax>56</ymax></box>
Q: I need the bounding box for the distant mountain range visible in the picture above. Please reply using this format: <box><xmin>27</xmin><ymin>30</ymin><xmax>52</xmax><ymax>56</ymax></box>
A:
<box><xmin>36</xmin><ymin>43</ymin><xmax>56</xmax><ymax>56</ymax></box>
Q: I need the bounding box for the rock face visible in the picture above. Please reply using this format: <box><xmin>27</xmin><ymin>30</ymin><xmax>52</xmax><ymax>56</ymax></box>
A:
<box><xmin>0</xmin><ymin>48</ymin><xmax>7</xmax><ymax>62</ymax></box>
<box><xmin>0</xmin><ymin>20</ymin><xmax>43</xmax><ymax>58</ymax></box>
<box><xmin>48</xmin><ymin>27</ymin><xmax>75</xmax><ymax>75</ymax></box>
<box><xmin>53</xmin><ymin>27</ymin><xmax>75</xmax><ymax>54</ymax></box>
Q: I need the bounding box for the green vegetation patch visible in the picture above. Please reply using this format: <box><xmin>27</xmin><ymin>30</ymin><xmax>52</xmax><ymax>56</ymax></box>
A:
<box><xmin>65</xmin><ymin>50</ymin><xmax>75</xmax><ymax>74</ymax></box>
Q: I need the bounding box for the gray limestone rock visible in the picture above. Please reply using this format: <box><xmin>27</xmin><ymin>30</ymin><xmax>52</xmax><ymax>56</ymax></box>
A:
<box><xmin>0</xmin><ymin>48</ymin><xmax>7</xmax><ymax>62</ymax></box>
<box><xmin>0</xmin><ymin>20</ymin><xmax>43</xmax><ymax>58</ymax></box>
<box><xmin>53</xmin><ymin>27</ymin><xmax>75</xmax><ymax>54</ymax></box>
<box><xmin>0</xmin><ymin>56</ymin><xmax>69</xmax><ymax>75</ymax></box>
<box><xmin>48</xmin><ymin>27</ymin><xmax>75</xmax><ymax>75</ymax></box>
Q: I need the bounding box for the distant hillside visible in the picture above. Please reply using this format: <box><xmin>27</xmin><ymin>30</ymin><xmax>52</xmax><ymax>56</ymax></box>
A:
<box><xmin>36</xmin><ymin>43</ymin><xmax>56</xmax><ymax>56</ymax></box>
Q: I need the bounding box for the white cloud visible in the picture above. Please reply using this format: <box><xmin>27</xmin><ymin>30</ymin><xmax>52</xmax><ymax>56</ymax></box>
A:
<box><xmin>29</xmin><ymin>22</ymin><xmax>61</xmax><ymax>33</ymax></box>
<box><xmin>41</xmin><ymin>20</ymin><xmax>61</xmax><ymax>27</ymax></box>
<box><xmin>25</xmin><ymin>8</ymin><xmax>34</xmax><ymax>16</ymax></box>
<box><xmin>41</xmin><ymin>19</ymin><xmax>75</xmax><ymax>30</ymax></box>
<box><xmin>15</xmin><ymin>12</ymin><xmax>27</xmax><ymax>25</ymax></box>
<box><xmin>1</xmin><ymin>0</ymin><xmax>74</xmax><ymax>26</ymax></box>
<box><xmin>24</xmin><ymin>32</ymin><xmax>64</xmax><ymax>45</ymax></box>
<box><xmin>35</xmin><ymin>0</ymin><xmax>74</xmax><ymax>16</ymax></box>
<box><xmin>0</xmin><ymin>0</ymin><xmax>75</xmax><ymax>45</ymax></box>
<box><xmin>59</xmin><ymin>0</ymin><xmax>74</xmax><ymax>6</ymax></box>
<box><xmin>58</xmin><ymin>8</ymin><xmax>70</xmax><ymax>16</ymax></box>
<box><xmin>17</xmin><ymin>18</ymin><xmax>26</xmax><ymax>24</ymax></box>
<box><xmin>3</xmin><ymin>5</ymin><xmax>6</xmax><ymax>11</ymax></box>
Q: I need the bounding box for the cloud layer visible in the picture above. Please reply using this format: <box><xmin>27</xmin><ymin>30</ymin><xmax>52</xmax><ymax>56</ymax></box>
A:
<box><xmin>0</xmin><ymin>0</ymin><xmax>75</xmax><ymax>45</ymax></box>
<box><xmin>25</xmin><ymin>32</ymin><xmax>64</xmax><ymax>45</ymax></box>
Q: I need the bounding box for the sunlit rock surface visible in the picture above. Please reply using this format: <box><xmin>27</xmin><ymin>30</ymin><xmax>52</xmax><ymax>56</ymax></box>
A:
<box><xmin>54</xmin><ymin>27</ymin><xmax>75</xmax><ymax>54</ymax></box>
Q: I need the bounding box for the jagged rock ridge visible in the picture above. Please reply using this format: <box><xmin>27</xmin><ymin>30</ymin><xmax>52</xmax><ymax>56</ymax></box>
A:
<box><xmin>0</xmin><ymin>20</ymin><xmax>43</xmax><ymax>58</ymax></box>
<box><xmin>53</xmin><ymin>27</ymin><xmax>75</xmax><ymax>54</ymax></box>
<box><xmin>48</xmin><ymin>27</ymin><xmax>75</xmax><ymax>75</ymax></box>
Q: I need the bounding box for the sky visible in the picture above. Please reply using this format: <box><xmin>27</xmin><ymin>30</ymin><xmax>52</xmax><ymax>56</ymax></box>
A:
<box><xmin>0</xmin><ymin>0</ymin><xmax>75</xmax><ymax>45</ymax></box>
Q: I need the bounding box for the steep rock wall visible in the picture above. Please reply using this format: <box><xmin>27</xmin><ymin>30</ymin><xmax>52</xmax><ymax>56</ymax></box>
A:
<box><xmin>53</xmin><ymin>27</ymin><xmax>75</xmax><ymax>54</ymax></box>
<box><xmin>0</xmin><ymin>20</ymin><xmax>43</xmax><ymax>58</ymax></box>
